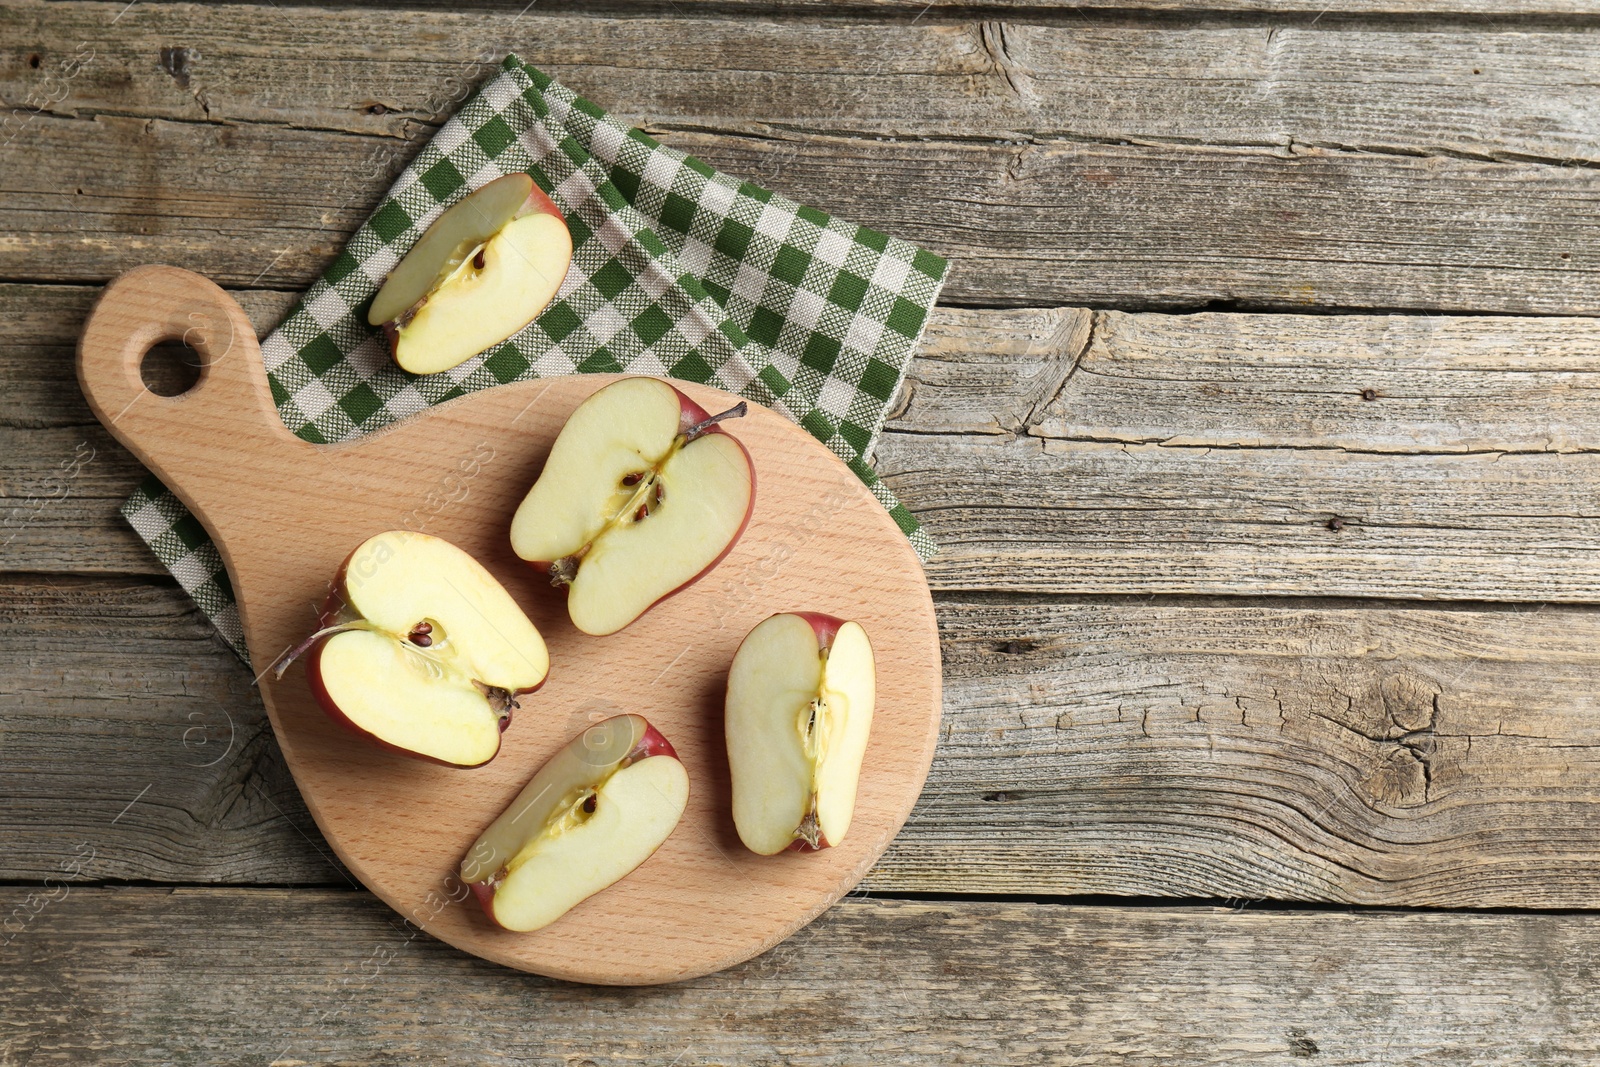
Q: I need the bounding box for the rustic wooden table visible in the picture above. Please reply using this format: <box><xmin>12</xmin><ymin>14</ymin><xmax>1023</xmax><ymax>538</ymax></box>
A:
<box><xmin>7</xmin><ymin>1</ymin><xmax>1600</xmax><ymax>1062</ymax></box>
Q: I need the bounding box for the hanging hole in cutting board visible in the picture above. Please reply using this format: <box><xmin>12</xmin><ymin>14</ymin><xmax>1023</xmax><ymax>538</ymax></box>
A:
<box><xmin>140</xmin><ymin>337</ymin><xmax>204</xmax><ymax>397</ymax></box>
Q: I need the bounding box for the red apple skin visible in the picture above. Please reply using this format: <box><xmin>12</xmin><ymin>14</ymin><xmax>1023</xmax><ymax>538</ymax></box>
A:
<box><xmin>792</xmin><ymin>611</ymin><xmax>846</xmax><ymax>650</ymax></box>
<box><xmin>466</xmin><ymin>715</ymin><xmax>684</xmax><ymax>929</ymax></box>
<box><xmin>632</xmin><ymin>721</ymin><xmax>678</xmax><ymax>762</ymax></box>
<box><xmin>524</xmin><ymin>379</ymin><xmax>757</xmax><ymax>635</ymax></box>
<box><xmin>521</xmin><ymin>181</ymin><xmax>565</xmax><ymax>225</ymax></box>
<box><xmin>297</xmin><ymin>547</ymin><xmax>545</xmax><ymax>769</ymax></box>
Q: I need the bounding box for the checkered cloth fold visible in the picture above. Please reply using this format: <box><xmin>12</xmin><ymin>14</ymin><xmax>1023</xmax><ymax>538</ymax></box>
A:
<box><xmin>123</xmin><ymin>54</ymin><xmax>949</xmax><ymax>661</ymax></box>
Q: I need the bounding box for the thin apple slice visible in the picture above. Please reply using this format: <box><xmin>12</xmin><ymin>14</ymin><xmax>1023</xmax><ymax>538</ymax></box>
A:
<box><xmin>279</xmin><ymin>530</ymin><xmax>549</xmax><ymax>768</ymax></box>
<box><xmin>461</xmin><ymin>714</ymin><xmax>688</xmax><ymax>932</ymax></box>
<box><xmin>726</xmin><ymin>612</ymin><xmax>876</xmax><ymax>854</ymax></box>
<box><xmin>510</xmin><ymin>377</ymin><xmax>755</xmax><ymax>635</ymax></box>
<box><xmin>367</xmin><ymin>173</ymin><xmax>573</xmax><ymax>375</ymax></box>
<box><xmin>368</xmin><ymin>173</ymin><xmax>537</xmax><ymax>327</ymax></box>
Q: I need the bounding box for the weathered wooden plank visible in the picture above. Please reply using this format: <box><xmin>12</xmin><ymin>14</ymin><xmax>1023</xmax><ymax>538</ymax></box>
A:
<box><xmin>622</xmin><ymin>0</ymin><xmax>1600</xmax><ymax>13</ymax></box>
<box><xmin>4</xmin><ymin>15</ymin><xmax>1600</xmax><ymax>310</ymax></box>
<box><xmin>1028</xmin><ymin>310</ymin><xmax>1600</xmax><ymax>454</ymax></box>
<box><xmin>0</xmin><ymin>286</ymin><xmax>293</xmax><ymax>574</ymax></box>
<box><xmin>0</xmin><ymin>285</ymin><xmax>292</xmax><ymax>431</ymax></box>
<box><xmin>0</xmin><ymin>576</ymin><xmax>344</xmax><ymax>886</ymax></box>
<box><xmin>5</xmin><ymin>888</ymin><xmax>1599</xmax><ymax>1065</ymax></box>
<box><xmin>886</xmin><ymin>308</ymin><xmax>1600</xmax><ymax>600</ymax></box>
<box><xmin>896</xmin><ymin>308</ymin><xmax>1600</xmax><ymax>452</ymax></box>
<box><xmin>880</xmin><ymin>310</ymin><xmax>1600</xmax><ymax>602</ymax></box>
<box><xmin>676</xmin><ymin>130</ymin><xmax>1600</xmax><ymax>313</ymax></box>
<box><xmin>10</xmin><ymin>5</ymin><xmax>1600</xmax><ymax>163</ymax></box>
<box><xmin>14</xmin><ymin>288</ymin><xmax>1600</xmax><ymax>600</ymax></box>
<box><xmin>12</xmin><ymin>575</ymin><xmax>1600</xmax><ymax>906</ymax></box>
<box><xmin>883</xmin><ymin>432</ymin><xmax>1600</xmax><ymax>601</ymax></box>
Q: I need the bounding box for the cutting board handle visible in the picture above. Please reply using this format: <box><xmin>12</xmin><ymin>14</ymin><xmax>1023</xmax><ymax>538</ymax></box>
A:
<box><xmin>78</xmin><ymin>265</ymin><xmax>310</xmax><ymax>519</ymax></box>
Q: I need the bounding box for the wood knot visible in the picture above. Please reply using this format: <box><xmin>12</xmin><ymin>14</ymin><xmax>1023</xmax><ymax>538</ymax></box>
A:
<box><xmin>159</xmin><ymin>46</ymin><xmax>199</xmax><ymax>89</ymax></box>
<box><xmin>1360</xmin><ymin>388</ymin><xmax>1379</xmax><ymax>401</ymax></box>
<box><xmin>1288</xmin><ymin>1029</ymin><xmax>1321</xmax><ymax>1057</ymax></box>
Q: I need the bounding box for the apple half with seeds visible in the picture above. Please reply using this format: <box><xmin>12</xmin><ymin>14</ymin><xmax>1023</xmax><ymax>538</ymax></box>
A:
<box><xmin>511</xmin><ymin>376</ymin><xmax>756</xmax><ymax>636</ymax></box>
<box><xmin>461</xmin><ymin>714</ymin><xmax>689</xmax><ymax>932</ymax></box>
<box><xmin>275</xmin><ymin>530</ymin><xmax>549</xmax><ymax>768</ymax></box>
<box><xmin>367</xmin><ymin>173</ymin><xmax>572</xmax><ymax>375</ymax></box>
<box><xmin>726</xmin><ymin>612</ymin><xmax>876</xmax><ymax>854</ymax></box>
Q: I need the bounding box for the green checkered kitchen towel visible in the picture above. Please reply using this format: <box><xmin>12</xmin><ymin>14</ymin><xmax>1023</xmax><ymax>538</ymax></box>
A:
<box><xmin>122</xmin><ymin>54</ymin><xmax>950</xmax><ymax>662</ymax></box>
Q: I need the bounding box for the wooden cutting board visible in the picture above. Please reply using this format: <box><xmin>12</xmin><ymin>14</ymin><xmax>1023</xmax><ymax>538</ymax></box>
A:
<box><xmin>77</xmin><ymin>265</ymin><xmax>942</xmax><ymax>986</ymax></box>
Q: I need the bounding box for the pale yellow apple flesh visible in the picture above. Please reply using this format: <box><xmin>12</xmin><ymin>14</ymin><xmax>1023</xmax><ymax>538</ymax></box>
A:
<box><xmin>313</xmin><ymin>531</ymin><xmax>549</xmax><ymax>767</ymax></box>
<box><xmin>388</xmin><ymin>210</ymin><xmax>572</xmax><ymax>375</ymax></box>
<box><xmin>462</xmin><ymin>714</ymin><xmax>655</xmax><ymax>883</ymax></box>
<box><xmin>726</xmin><ymin>614</ymin><xmax>876</xmax><ymax>855</ymax></box>
<box><xmin>510</xmin><ymin>377</ymin><xmax>755</xmax><ymax>636</ymax></box>
<box><xmin>462</xmin><ymin>714</ymin><xmax>688</xmax><ymax>933</ymax></box>
<box><xmin>368</xmin><ymin>173</ymin><xmax>537</xmax><ymax>327</ymax></box>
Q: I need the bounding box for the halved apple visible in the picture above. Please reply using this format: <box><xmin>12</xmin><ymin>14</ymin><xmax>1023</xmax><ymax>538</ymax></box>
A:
<box><xmin>367</xmin><ymin>173</ymin><xmax>573</xmax><ymax>375</ymax></box>
<box><xmin>726</xmin><ymin>612</ymin><xmax>876</xmax><ymax>854</ymax></box>
<box><xmin>461</xmin><ymin>714</ymin><xmax>689</xmax><ymax>932</ymax></box>
<box><xmin>276</xmin><ymin>530</ymin><xmax>550</xmax><ymax>768</ymax></box>
<box><xmin>510</xmin><ymin>377</ymin><xmax>756</xmax><ymax>636</ymax></box>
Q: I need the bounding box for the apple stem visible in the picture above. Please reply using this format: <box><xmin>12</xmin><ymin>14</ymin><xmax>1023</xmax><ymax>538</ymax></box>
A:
<box><xmin>681</xmin><ymin>401</ymin><xmax>748</xmax><ymax>443</ymax></box>
<box><xmin>269</xmin><ymin>621</ymin><xmax>375</xmax><ymax>680</ymax></box>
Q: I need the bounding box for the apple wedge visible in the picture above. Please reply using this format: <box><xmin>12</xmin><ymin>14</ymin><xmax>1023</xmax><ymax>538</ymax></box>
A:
<box><xmin>726</xmin><ymin>612</ymin><xmax>876</xmax><ymax>854</ymax></box>
<box><xmin>461</xmin><ymin>714</ymin><xmax>689</xmax><ymax>932</ymax></box>
<box><xmin>510</xmin><ymin>377</ymin><xmax>756</xmax><ymax>636</ymax></box>
<box><xmin>367</xmin><ymin>173</ymin><xmax>573</xmax><ymax>375</ymax></box>
<box><xmin>275</xmin><ymin>530</ymin><xmax>550</xmax><ymax>768</ymax></box>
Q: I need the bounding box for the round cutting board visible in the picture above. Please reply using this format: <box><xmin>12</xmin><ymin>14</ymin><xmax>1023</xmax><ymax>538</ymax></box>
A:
<box><xmin>77</xmin><ymin>266</ymin><xmax>942</xmax><ymax>985</ymax></box>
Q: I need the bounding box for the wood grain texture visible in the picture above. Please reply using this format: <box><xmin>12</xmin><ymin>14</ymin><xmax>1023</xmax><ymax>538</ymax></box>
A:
<box><xmin>73</xmin><ymin>266</ymin><xmax>941</xmax><ymax>983</ymax></box>
<box><xmin>6</xmin><ymin>888</ymin><xmax>1600</xmax><ymax>1066</ymax></box>
<box><xmin>878</xmin><ymin>309</ymin><xmax>1600</xmax><ymax>602</ymax></box>
<box><xmin>11</xmin><ymin>5</ymin><xmax>1600</xmax><ymax>163</ymax></box>
<box><xmin>894</xmin><ymin>306</ymin><xmax>1600</xmax><ymax>453</ymax></box>
<box><xmin>18</xmin><ymin>290</ymin><xmax>1600</xmax><ymax>602</ymax></box>
<box><xmin>605</xmin><ymin>0</ymin><xmax>1600</xmax><ymax>12</ymax></box>
<box><xmin>889</xmin><ymin>432</ymin><xmax>1600</xmax><ymax>601</ymax></box>
<box><xmin>13</xmin><ymin>575</ymin><xmax>1600</xmax><ymax>907</ymax></box>
<box><xmin>0</xmin><ymin>285</ymin><xmax>293</xmax><ymax>573</ymax></box>
<box><xmin>3</xmin><ymin>5</ymin><xmax>1599</xmax><ymax>311</ymax></box>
